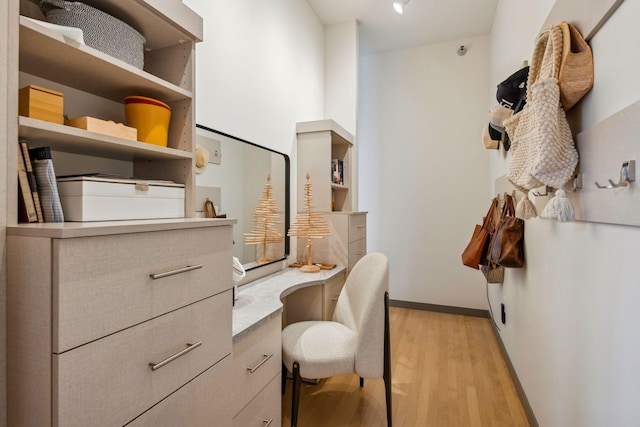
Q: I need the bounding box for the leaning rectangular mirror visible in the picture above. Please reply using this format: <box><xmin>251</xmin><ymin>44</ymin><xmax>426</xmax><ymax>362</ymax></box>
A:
<box><xmin>195</xmin><ymin>124</ymin><xmax>290</xmax><ymax>271</ymax></box>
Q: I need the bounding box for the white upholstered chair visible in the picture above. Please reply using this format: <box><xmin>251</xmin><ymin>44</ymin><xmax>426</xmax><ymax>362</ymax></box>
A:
<box><xmin>281</xmin><ymin>252</ymin><xmax>392</xmax><ymax>427</ymax></box>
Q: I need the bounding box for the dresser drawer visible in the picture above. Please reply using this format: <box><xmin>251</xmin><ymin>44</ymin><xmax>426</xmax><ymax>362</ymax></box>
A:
<box><xmin>348</xmin><ymin>238</ymin><xmax>366</xmax><ymax>272</ymax></box>
<box><xmin>232</xmin><ymin>314</ymin><xmax>282</xmax><ymax>416</ymax></box>
<box><xmin>348</xmin><ymin>213</ymin><xmax>367</xmax><ymax>242</ymax></box>
<box><xmin>128</xmin><ymin>355</ymin><xmax>234</xmax><ymax>427</ymax></box>
<box><xmin>232</xmin><ymin>374</ymin><xmax>281</xmax><ymax>427</ymax></box>
<box><xmin>54</xmin><ymin>292</ymin><xmax>232</xmax><ymax>427</ymax></box>
<box><xmin>53</xmin><ymin>225</ymin><xmax>233</xmax><ymax>352</ymax></box>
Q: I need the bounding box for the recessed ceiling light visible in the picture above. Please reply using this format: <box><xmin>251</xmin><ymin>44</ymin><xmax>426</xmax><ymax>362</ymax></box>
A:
<box><xmin>393</xmin><ymin>0</ymin><xmax>409</xmax><ymax>14</ymax></box>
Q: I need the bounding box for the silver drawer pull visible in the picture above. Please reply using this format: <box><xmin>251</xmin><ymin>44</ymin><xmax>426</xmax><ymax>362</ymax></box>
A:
<box><xmin>263</xmin><ymin>419</ymin><xmax>273</xmax><ymax>427</ymax></box>
<box><xmin>149</xmin><ymin>341</ymin><xmax>202</xmax><ymax>371</ymax></box>
<box><xmin>356</xmin><ymin>225</ymin><xmax>366</xmax><ymax>229</ymax></box>
<box><xmin>331</xmin><ymin>295</ymin><xmax>340</xmax><ymax>301</ymax></box>
<box><xmin>150</xmin><ymin>264</ymin><xmax>203</xmax><ymax>280</ymax></box>
<box><xmin>356</xmin><ymin>251</ymin><xmax>366</xmax><ymax>256</ymax></box>
<box><xmin>247</xmin><ymin>353</ymin><xmax>273</xmax><ymax>373</ymax></box>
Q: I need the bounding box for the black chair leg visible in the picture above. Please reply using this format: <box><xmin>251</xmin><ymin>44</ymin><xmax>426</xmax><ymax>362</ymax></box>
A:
<box><xmin>359</xmin><ymin>377</ymin><xmax>364</xmax><ymax>388</ymax></box>
<box><xmin>282</xmin><ymin>362</ymin><xmax>287</xmax><ymax>395</ymax></box>
<box><xmin>384</xmin><ymin>292</ymin><xmax>392</xmax><ymax>427</ymax></box>
<box><xmin>292</xmin><ymin>361</ymin><xmax>301</xmax><ymax>427</ymax></box>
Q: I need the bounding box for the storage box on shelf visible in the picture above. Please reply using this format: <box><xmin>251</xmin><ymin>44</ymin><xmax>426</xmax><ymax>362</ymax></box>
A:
<box><xmin>18</xmin><ymin>84</ymin><xmax>64</xmax><ymax>124</ymax></box>
<box><xmin>56</xmin><ymin>176</ymin><xmax>185</xmax><ymax>221</ymax></box>
<box><xmin>64</xmin><ymin>116</ymin><xmax>137</xmax><ymax>141</ymax></box>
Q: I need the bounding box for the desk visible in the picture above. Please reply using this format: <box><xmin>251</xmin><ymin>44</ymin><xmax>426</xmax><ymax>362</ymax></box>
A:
<box><xmin>229</xmin><ymin>267</ymin><xmax>346</xmax><ymax>425</ymax></box>
<box><xmin>232</xmin><ymin>266</ymin><xmax>347</xmax><ymax>341</ymax></box>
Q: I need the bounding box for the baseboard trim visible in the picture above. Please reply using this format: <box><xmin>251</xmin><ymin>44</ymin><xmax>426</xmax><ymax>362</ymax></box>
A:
<box><xmin>489</xmin><ymin>321</ymin><xmax>539</xmax><ymax>427</ymax></box>
<box><xmin>389</xmin><ymin>299</ymin><xmax>489</xmax><ymax>318</ymax></box>
<box><xmin>390</xmin><ymin>298</ymin><xmax>538</xmax><ymax>426</ymax></box>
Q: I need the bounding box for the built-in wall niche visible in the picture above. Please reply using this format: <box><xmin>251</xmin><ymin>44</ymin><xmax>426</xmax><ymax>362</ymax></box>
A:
<box><xmin>194</xmin><ymin>124</ymin><xmax>290</xmax><ymax>270</ymax></box>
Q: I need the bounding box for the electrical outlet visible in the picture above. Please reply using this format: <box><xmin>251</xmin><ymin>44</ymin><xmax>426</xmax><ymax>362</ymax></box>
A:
<box><xmin>501</xmin><ymin>303</ymin><xmax>506</xmax><ymax>324</ymax></box>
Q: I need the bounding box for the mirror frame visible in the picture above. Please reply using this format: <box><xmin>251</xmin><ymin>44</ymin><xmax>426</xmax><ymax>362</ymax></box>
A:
<box><xmin>195</xmin><ymin>124</ymin><xmax>290</xmax><ymax>271</ymax></box>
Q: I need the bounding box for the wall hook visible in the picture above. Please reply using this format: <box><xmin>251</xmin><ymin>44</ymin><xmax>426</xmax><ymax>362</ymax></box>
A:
<box><xmin>532</xmin><ymin>185</ymin><xmax>551</xmax><ymax>196</ymax></box>
<box><xmin>565</xmin><ymin>173</ymin><xmax>582</xmax><ymax>192</ymax></box>
<box><xmin>595</xmin><ymin>160</ymin><xmax>635</xmax><ymax>189</ymax></box>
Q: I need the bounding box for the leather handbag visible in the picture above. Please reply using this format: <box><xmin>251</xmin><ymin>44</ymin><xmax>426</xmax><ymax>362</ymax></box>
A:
<box><xmin>462</xmin><ymin>198</ymin><xmax>498</xmax><ymax>269</ymax></box>
<box><xmin>487</xmin><ymin>194</ymin><xmax>525</xmax><ymax>268</ymax></box>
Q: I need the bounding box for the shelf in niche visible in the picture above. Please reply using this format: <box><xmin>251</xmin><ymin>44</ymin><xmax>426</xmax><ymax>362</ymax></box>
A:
<box><xmin>19</xmin><ymin>116</ymin><xmax>192</xmax><ymax>161</ymax></box>
<box><xmin>331</xmin><ymin>183</ymin><xmax>349</xmax><ymax>190</ymax></box>
<box><xmin>19</xmin><ymin>17</ymin><xmax>192</xmax><ymax>104</ymax></box>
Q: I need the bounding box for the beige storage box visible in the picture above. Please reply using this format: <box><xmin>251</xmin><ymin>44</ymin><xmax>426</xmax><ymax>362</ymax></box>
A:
<box><xmin>65</xmin><ymin>116</ymin><xmax>137</xmax><ymax>141</ymax></box>
<box><xmin>57</xmin><ymin>176</ymin><xmax>184</xmax><ymax>221</ymax></box>
<box><xmin>19</xmin><ymin>84</ymin><xmax>64</xmax><ymax>124</ymax></box>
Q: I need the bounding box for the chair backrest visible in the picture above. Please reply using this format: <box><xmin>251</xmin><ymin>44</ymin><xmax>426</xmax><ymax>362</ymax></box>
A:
<box><xmin>333</xmin><ymin>252</ymin><xmax>389</xmax><ymax>378</ymax></box>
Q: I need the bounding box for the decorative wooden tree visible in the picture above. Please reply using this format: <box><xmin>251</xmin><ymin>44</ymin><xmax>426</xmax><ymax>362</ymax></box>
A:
<box><xmin>288</xmin><ymin>173</ymin><xmax>331</xmax><ymax>272</ymax></box>
<box><xmin>244</xmin><ymin>174</ymin><xmax>284</xmax><ymax>264</ymax></box>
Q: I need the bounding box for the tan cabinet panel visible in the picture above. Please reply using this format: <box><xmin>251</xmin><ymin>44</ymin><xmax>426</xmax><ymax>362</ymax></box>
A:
<box><xmin>232</xmin><ymin>314</ymin><xmax>282</xmax><ymax>417</ymax></box>
<box><xmin>53</xmin><ymin>226</ymin><xmax>233</xmax><ymax>352</ymax></box>
<box><xmin>129</xmin><ymin>355</ymin><xmax>234</xmax><ymax>427</ymax></box>
<box><xmin>54</xmin><ymin>293</ymin><xmax>232</xmax><ymax>426</ymax></box>
<box><xmin>233</xmin><ymin>374</ymin><xmax>282</xmax><ymax>427</ymax></box>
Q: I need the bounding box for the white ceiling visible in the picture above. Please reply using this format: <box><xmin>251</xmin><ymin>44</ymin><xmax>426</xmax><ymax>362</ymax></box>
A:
<box><xmin>307</xmin><ymin>0</ymin><xmax>499</xmax><ymax>56</ymax></box>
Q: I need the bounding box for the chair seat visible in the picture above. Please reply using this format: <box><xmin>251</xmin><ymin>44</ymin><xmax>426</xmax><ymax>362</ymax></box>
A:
<box><xmin>282</xmin><ymin>320</ymin><xmax>357</xmax><ymax>379</ymax></box>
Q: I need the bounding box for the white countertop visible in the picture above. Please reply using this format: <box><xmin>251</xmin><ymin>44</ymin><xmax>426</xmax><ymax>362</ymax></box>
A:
<box><xmin>232</xmin><ymin>266</ymin><xmax>346</xmax><ymax>341</ymax></box>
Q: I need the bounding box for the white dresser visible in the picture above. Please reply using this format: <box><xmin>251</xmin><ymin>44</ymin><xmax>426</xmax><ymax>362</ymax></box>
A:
<box><xmin>7</xmin><ymin>219</ymin><xmax>235</xmax><ymax>426</ymax></box>
<box><xmin>231</xmin><ymin>315</ymin><xmax>282</xmax><ymax>426</ymax></box>
<box><xmin>307</xmin><ymin>211</ymin><xmax>367</xmax><ymax>274</ymax></box>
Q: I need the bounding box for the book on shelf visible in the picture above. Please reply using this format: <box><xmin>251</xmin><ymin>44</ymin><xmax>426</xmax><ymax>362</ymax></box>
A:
<box><xmin>17</xmin><ymin>143</ymin><xmax>38</xmax><ymax>223</ymax></box>
<box><xmin>29</xmin><ymin>146</ymin><xmax>64</xmax><ymax>223</ymax></box>
<box><xmin>331</xmin><ymin>159</ymin><xmax>344</xmax><ymax>185</ymax></box>
<box><xmin>19</xmin><ymin>139</ymin><xmax>44</xmax><ymax>222</ymax></box>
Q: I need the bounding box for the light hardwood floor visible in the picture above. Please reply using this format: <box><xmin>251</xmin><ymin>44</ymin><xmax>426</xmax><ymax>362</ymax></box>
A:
<box><xmin>282</xmin><ymin>307</ymin><xmax>529</xmax><ymax>426</ymax></box>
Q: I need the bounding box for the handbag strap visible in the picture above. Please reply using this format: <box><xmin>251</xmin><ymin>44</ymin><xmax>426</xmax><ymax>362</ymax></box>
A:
<box><xmin>482</xmin><ymin>198</ymin><xmax>498</xmax><ymax>231</ymax></box>
<box><xmin>526</xmin><ymin>25</ymin><xmax>563</xmax><ymax>100</ymax></box>
<box><xmin>498</xmin><ymin>193</ymin><xmax>516</xmax><ymax>220</ymax></box>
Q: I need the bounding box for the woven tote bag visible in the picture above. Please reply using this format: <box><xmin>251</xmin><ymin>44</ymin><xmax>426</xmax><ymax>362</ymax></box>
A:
<box><xmin>558</xmin><ymin>22</ymin><xmax>594</xmax><ymax>110</ymax></box>
<box><xmin>504</xmin><ymin>25</ymin><xmax>578</xmax><ymax>191</ymax></box>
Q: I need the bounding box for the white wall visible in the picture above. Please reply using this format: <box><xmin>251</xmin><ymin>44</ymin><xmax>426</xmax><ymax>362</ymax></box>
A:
<box><xmin>183</xmin><ymin>0</ymin><xmax>324</xmax><ymax>156</ymax></box>
<box><xmin>489</xmin><ymin>1</ymin><xmax>640</xmax><ymax>425</ymax></box>
<box><xmin>325</xmin><ymin>21</ymin><xmax>360</xmax><ymax>210</ymax></box>
<box><xmin>325</xmin><ymin>21</ymin><xmax>358</xmax><ymax>137</ymax></box>
<box><xmin>359</xmin><ymin>36</ymin><xmax>491</xmax><ymax>310</ymax></box>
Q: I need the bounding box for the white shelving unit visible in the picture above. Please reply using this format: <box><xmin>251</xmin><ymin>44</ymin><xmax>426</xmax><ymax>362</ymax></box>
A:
<box><xmin>296</xmin><ymin>119</ymin><xmax>353</xmax><ymax>212</ymax></box>
<box><xmin>296</xmin><ymin>119</ymin><xmax>367</xmax><ymax>273</ymax></box>
<box><xmin>9</xmin><ymin>0</ymin><xmax>203</xmax><ymax>225</ymax></box>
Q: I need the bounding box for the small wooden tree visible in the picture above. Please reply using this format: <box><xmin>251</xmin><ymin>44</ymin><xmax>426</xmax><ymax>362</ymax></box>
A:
<box><xmin>244</xmin><ymin>174</ymin><xmax>284</xmax><ymax>264</ymax></box>
<box><xmin>288</xmin><ymin>173</ymin><xmax>331</xmax><ymax>272</ymax></box>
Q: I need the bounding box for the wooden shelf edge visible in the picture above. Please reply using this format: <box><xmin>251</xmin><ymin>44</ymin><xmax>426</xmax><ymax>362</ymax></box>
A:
<box><xmin>19</xmin><ymin>17</ymin><xmax>193</xmax><ymax>103</ymax></box>
<box><xmin>331</xmin><ymin>183</ymin><xmax>349</xmax><ymax>190</ymax></box>
<box><xmin>19</xmin><ymin>116</ymin><xmax>192</xmax><ymax>161</ymax></box>
<box><xmin>7</xmin><ymin>217</ymin><xmax>237</xmax><ymax>239</ymax></box>
<box><xmin>296</xmin><ymin>119</ymin><xmax>354</xmax><ymax>145</ymax></box>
